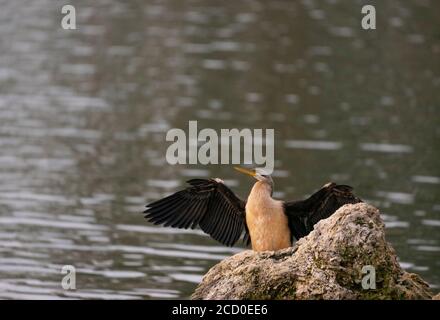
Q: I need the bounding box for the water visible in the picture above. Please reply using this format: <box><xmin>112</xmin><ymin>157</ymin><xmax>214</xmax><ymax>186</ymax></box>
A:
<box><xmin>0</xmin><ymin>0</ymin><xmax>439</xmax><ymax>299</ymax></box>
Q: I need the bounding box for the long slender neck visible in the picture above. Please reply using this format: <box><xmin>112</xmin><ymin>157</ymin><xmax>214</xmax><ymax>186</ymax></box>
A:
<box><xmin>245</xmin><ymin>180</ymin><xmax>291</xmax><ymax>251</ymax></box>
<box><xmin>249</xmin><ymin>181</ymin><xmax>273</xmax><ymax>202</ymax></box>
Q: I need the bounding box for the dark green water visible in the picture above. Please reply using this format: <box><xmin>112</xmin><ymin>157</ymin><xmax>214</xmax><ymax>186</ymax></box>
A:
<box><xmin>0</xmin><ymin>0</ymin><xmax>438</xmax><ymax>299</ymax></box>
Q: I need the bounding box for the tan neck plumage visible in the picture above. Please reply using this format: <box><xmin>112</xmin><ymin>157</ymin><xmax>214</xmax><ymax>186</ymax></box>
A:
<box><xmin>245</xmin><ymin>181</ymin><xmax>291</xmax><ymax>251</ymax></box>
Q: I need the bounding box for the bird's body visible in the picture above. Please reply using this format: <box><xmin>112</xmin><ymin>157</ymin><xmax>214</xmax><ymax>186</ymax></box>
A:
<box><xmin>245</xmin><ymin>181</ymin><xmax>291</xmax><ymax>251</ymax></box>
<box><xmin>143</xmin><ymin>167</ymin><xmax>362</xmax><ymax>252</ymax></box>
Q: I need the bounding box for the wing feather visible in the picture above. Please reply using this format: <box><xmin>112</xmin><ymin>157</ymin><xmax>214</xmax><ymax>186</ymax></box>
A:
<box><xmin>284</xmin><ymin>182</ymin><xmax>362</xmax><ymax>241</ymax></box>
<box><xmin>144</xmin><ymin>179</ymin><xmax>248</xmax><ymax>247</ymax></box>
<box><xmin>181</xmin><ymin>199</ymin><xmax>204</xmax><ymax>229</ymax></box>
<box><xmin>222</xmin><ymin>206</ymin><xmax>236</xmax><ymax>245</ymax></box>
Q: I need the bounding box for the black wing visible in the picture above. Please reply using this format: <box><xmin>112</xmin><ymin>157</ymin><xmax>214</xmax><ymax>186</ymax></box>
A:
<box><xmin>144</xmin><ymin>179</ymin><xmax>248</xmax><ymax>247</ymax></box>
<box><xmin>283</xmin><ymin>182</ymin><xmax>362</xmax><ymax>240</ymax></box>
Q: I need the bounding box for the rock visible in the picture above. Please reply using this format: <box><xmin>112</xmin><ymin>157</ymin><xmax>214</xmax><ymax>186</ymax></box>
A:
<box><xmin>192</xmin><ymin>203</ymin><xmax>433</xmax><ymax>300</ymax></box>
<box><xmin>433</xmin><ymin>293</ymin><xmax>440</xmax><ymax>300</ymax></box>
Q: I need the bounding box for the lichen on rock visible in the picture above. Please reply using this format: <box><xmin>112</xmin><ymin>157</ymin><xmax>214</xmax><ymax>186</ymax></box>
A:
<box><xmin>192</xmin><ymin>203</ymin><xmax>434</xmax><ymax>300</ymax></box>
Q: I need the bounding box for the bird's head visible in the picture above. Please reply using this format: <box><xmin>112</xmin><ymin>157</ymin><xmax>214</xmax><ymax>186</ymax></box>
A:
<box><xmin>234</xmin><ymin>166</ymin><xmax>274</xmax><ymax>191</ymax></box>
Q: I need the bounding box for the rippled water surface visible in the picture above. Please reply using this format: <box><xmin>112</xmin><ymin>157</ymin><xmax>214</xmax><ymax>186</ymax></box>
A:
<box><xmin>0</xmin><ymin>0</ymin><xmax>439</xmax><ymax>299</ymax></box>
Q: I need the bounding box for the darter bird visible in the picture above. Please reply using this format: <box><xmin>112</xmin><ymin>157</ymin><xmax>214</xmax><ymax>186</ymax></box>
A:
<box><xmin>143</xmin><ymin>167</ymin><xmax>362</xmax><ymax>251</ymax></box>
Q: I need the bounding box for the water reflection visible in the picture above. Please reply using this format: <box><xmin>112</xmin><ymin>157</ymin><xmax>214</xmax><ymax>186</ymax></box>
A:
<box><xmin>0</xmin><ymin>0</ymin><xmax>439</xmax><ymax>299</ymax></box>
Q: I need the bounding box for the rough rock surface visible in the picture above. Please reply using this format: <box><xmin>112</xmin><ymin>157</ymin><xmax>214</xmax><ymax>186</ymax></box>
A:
<box><xmin>192</xmin><ymin>203</ymin><xmax>433</xmax><ymax>300</ymax></box>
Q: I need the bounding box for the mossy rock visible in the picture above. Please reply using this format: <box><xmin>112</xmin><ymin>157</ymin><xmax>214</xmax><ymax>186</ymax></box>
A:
<box><xmin>192</xmin><ymin>203</ymin><xmax>433</xmax><ymax>300</ymax></box>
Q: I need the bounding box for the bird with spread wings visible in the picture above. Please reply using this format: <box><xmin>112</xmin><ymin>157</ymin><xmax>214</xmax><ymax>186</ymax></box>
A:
<box><xmin>144</xmin><ymin>167</ymin><xmax>362</xmax><ymax>251</ymax></box>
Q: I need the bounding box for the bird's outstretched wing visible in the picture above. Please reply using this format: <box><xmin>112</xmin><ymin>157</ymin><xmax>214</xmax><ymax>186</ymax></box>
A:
<box><xmin>144</xmin><ymin>179</ymin><xmax>248</xmax><ymax>247</ymax></box>
<box><xmin>283</xmin><ymin>183</ymin><xmax>362</xmax><ymax>240</ymax></box>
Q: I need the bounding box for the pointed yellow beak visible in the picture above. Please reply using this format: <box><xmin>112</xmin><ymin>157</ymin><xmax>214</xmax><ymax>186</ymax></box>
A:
<box><xmin>234</xmin><ymin>166</ymin><xmax>256</xmax><ymax>177</ymax></box>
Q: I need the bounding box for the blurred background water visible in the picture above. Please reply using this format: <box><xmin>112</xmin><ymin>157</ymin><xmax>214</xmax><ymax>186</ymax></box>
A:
<box><xmin>0</xmin><ymin>0</ymin><xmax>439</xmax><ymax>299</ymax></box>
